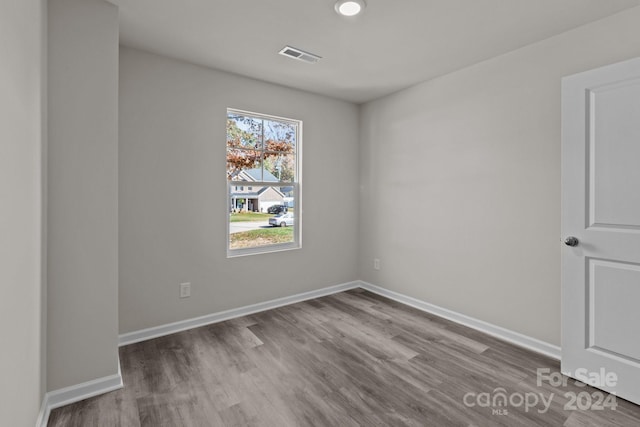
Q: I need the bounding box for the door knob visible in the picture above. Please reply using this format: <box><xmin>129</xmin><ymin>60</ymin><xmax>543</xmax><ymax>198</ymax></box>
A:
<box><xmin>564</xmin><ymin>236</ymin><xmax>579</xmax><ymax>247</ymax></box>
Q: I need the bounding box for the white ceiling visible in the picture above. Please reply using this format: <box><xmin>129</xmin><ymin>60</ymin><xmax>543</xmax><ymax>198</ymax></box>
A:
<box><xmin>111</xmin><ymin>0</ymin><xmax>640</xmax><ymax>103</ymax></box>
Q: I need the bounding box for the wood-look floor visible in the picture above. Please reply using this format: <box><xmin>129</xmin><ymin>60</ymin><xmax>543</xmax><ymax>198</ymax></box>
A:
<box><xmin>48</xmin><ymin>289</ymin><xmax>640</xmax><ymax>426</ymax></box>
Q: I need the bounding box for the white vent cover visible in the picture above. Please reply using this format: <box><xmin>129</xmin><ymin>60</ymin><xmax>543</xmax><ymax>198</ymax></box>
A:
<box><xmin>278</xmin><ymin>46</ymin><xmax>322</xmax><ymax>64</ymax></box>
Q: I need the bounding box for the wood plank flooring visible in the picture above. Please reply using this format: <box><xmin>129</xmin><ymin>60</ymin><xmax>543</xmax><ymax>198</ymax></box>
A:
<box><xmin>48</xmin><ymin>289</ymin><xmax>640</xmax><ymax>426</ymax></box>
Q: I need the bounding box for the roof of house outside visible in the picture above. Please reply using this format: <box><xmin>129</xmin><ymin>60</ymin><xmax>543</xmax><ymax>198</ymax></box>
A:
<box><xmin>240</xmin><ymin>168</ymin><xmax>279</xmax><ymax>183</ymax></box>
<box><xmin>230</xmin><ymin>168</ymin><xmax>290</xmax><ymax>199</ymax></box>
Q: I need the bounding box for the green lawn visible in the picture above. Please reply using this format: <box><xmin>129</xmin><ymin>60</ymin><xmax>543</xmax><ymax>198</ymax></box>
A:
<box><xmin>230</xmin><ymin>227</ymin><xmax>293</xmax><ymax>249</ymax></box>
<box><xmin>230</xmin><ymin>212</ymin><xmax>272</xmax><ymax>222</ymax></box>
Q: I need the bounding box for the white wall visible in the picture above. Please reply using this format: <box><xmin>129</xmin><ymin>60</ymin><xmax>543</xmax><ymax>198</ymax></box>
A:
<box><xmin>119</xmin><ymin>47</ymin><xmax>360</xmax><ymax>333</ymax></box>
<box><xmin>47</xmin><ymin>0</ymin><xmax>119</xmax><ymax>390</ymax></box>
<box><xmin>359</xmin><ymin>6</ymin><xmax>640</xmax><ymax>346</ymax></box>
<box><xmin>0</xmin><ymin>0</ymin><xmax>45</xmax><ymax>424</ymax></box>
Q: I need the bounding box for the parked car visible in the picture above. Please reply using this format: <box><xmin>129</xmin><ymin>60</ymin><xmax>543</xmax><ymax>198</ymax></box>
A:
<box><xmin>269</xmin><ymin>212</ymin><xmax>294</xmax><ymax>227</ymax></box>
<box><xmin>267</xmin><ymin>205</ymin><xmax>287</xmax><ymax>214</ymax></box>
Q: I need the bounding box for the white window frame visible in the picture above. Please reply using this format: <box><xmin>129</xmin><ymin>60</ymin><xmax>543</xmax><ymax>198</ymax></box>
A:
<box><xmin>226</xmin><ymin>108</ymin><xmax>302</xmax><ymax>257</ymax></box>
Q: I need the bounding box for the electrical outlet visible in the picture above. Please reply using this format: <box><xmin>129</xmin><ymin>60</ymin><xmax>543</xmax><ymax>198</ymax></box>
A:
<box><xmin>373</xmin><ymin>258</ymin><xmax>380</xmax><ymax>270</ymax></box>
<box><xmin>179</xmin><ymin>282</ymin><xmax>191</xmax><ymax>298</ymax></box>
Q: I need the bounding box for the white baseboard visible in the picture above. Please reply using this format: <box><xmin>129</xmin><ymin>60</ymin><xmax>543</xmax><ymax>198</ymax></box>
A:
<box><xmin>38</xmin><ymin>279</ymin><xmax>560</xmax><ymax>426</ymax></box>
<box><xmin>119</xmin><ymin>281</ymin><xmax>361</xmax><ymax>346</ymax></box>
<box><xmin>358</xmin><ymin>281</ymin><xmax>561</xmax><ymax>360</ymax></box>
<box><xmin>36</xmin><ymin>361</ymin><xmax>122</xmax><ymax>427</ymax></box>
<box><xmin>119</xmin><ymin>280</ymin><xmax>560</xmax><ymax>360</ymax></box>
<box><xmin>119</xmin><ymin>279</ymin><xmax>560</xmax><ymax>360</ymax></box>
<box><xmin>35</xmin><ymin>395</ymin><xmax>49</xmax><ymax>427</ymax></box>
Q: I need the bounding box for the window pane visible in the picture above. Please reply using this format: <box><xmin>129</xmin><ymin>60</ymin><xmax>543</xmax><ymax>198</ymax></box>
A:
<box><xmin>226</xmin><ymin>148</ymin><xmax>262</xmax><ymax>180</ymax></box>
<box><xmin>279</xmin><ymin>186</ymin><xmax>295</xmax><ymax>202</ymax></box>
<box><xmin>229</xmin><ymin>191</ymin><xmax>295</xmax><ymax>249</ymax></box>
<box><xmin>263</xmin><ymin>152</ymin><xmax>295</xmax><ymax>182</ymax></box>
<box><xmin>227</xmin><ymin>114</ymin><xmax>263</xmax><ymax>149</ymax></box>
<box><xmin>264</xmin><ymin>119</ymin><xmax>296</xmax><ymax>152</ymax></box>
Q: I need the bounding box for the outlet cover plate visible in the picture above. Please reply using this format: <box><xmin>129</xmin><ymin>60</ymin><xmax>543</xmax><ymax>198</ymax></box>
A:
<box><xmin>179</xmin><ymin>282</ymin><xmax>191</xmax><ymax>298</ymax></box>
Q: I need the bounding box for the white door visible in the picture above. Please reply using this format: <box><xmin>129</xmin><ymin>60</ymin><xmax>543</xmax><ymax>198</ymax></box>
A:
<box><xmin>562</xmin><ymin>57</ymin><xmax>640</xmax><ymax>405</ymax></box>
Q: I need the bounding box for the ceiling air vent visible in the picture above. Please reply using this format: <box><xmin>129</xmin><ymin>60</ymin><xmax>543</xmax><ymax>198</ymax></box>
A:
<box><xmin>278</xmin><ymin>46</ymin><xmax>322</xmax><ymax>64</ymax></box>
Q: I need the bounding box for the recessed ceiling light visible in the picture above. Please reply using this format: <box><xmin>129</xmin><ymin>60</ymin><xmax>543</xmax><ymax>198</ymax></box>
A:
<box><xmin>335</xmin><ymin>0</ymin><xmax>366</xmax><ymax>17</ymax></box>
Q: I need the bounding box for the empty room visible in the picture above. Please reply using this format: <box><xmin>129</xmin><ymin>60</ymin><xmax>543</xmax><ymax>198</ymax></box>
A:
<box><xmin>4</xmin><ymin>0</ymin><xmax>640</xmax><ymax>426</ymax></box>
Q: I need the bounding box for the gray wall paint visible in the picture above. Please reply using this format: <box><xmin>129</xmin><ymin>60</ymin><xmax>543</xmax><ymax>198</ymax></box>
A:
<box><xmin>359</xmin><ymin>6</ymin><xmax>640</xmax><ymax>346</ymax></box>
<box><xmin>0</xmin><ymin>0</ymin><xmax>45</xmax><ymax>424</ymax></box>
<box><xmin>34</xmin><ymin>4</ymin><xmax>640</xmax><ymax>403</ymax></box>
<box><xmin>48</xmin><ymin>0</ymin><xmax>119</xmax><ymax>390</ymax></box>
<box><xmin>119</xmin><ymin>47</ymin><xmax>359</xmax><ymax>333</ymax></box>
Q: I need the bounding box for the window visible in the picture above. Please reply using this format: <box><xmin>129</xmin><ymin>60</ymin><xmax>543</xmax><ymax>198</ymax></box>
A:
<box><xmin>227</xmin><ymin>109</ymin><xmax>301</xmax><ymax>256</ymax></box>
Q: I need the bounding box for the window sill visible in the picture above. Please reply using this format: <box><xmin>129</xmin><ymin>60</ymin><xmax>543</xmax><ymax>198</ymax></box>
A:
<box><xmin>227</xmin><ymin>241</ymin><xmax>301</xmax><ymax>258</ymax></box>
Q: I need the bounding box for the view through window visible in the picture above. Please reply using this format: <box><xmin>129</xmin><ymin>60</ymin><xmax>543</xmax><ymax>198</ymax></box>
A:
<box><xmin>227</xmin><ymin>109</ymin><xmax>301</xmax><ymax>255</ymax></box>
